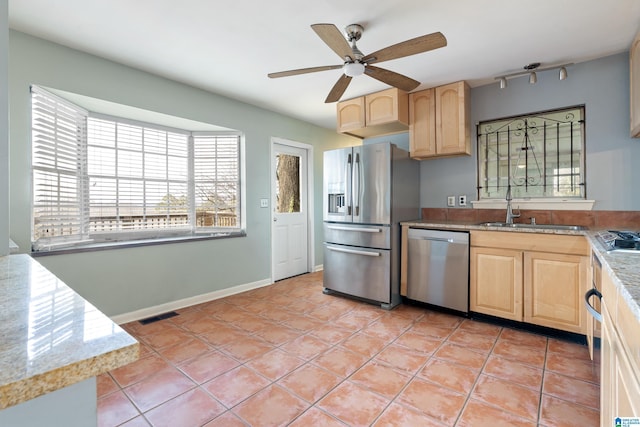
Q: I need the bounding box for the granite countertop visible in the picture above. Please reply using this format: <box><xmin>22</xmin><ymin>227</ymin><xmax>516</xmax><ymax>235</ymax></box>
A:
<box><xmin>0</xmin><ymin>254</ymin><xmax>139</xmax><ymax>409</ymax></box>
<box><xmin>402</xmin><ymin>219</ymin><xmax>640</xmax><ymax>325</ymax></box>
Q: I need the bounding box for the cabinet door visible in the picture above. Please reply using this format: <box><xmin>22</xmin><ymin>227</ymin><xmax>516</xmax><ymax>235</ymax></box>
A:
<box><xmin>470</xmin><ymin>247</ymin><xmax>523</xmax><ymax>321</ymax></box>
<box><xmin>524</xmin><ymin>252</ymin><xmax>587</xmax><ymax>334</ymax></box>
<box><xmin>601</xmin><ymin>301</ymin><xmax>615</xmax><ymax>427</ymax></box>
<box><xmin>587</xmin><ymin>252</ymin><xmax>601</xmax><ymax>361</ymax></box>
<box><xmin>631</xmin><ymin>30</ymin><xmax>640</xmax><ymax>137</ymax></box>
<box><xmin>409</xmin><ymin>89</ymin><xmax>436</xmax><ymax>158</ymax></box>
<box><xmin>336</xmin><ymin>97</ymin><xmax>365</xmax><ymax>133</ymax></box>
<box><xmin>615</xmin><ymin>345</ymin><xmax>640</xmax><ymax>418</ymax></box>
<box><xmin>366</xmin><ymin>88</ymin><xmax>408</xmax><ymax>127</ymax></box>
<box><xmin>435</xmin><ymin>81</ymin><xmax>470</xmax><ymax>156</ymax></box>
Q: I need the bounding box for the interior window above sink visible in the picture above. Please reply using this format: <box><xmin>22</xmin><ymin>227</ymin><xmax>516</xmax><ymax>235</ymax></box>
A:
<box><xmin>477</xmin><ymin>106</ymin><xmax>585</xmax><ymax>200</ymax></box>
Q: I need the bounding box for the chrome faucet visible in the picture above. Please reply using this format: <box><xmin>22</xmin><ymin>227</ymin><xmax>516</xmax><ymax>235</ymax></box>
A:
<box><xmin>505</xmin><ymin>187</ymin><xmax>520</xmax><ymax>224</ymax></box>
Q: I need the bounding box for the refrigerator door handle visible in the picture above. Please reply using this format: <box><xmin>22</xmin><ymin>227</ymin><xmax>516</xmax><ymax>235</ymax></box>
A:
<box><xmin>326</xmin><ymin>245</ymin><xmax>381</xmax><ymax>257</ymax></box>
<box><xmin>327</xmin><ymin>225</ymin><xmax>381</xmax><ymax>233</ymax></box>
<box><xmin>345</xmin><ymin>153</ymin><xmax>352</xmax><ymax>215</ymax></box>
<box><xmin>353</xmin><ymin>152</ymin><xmax>360</xmax><ymax>217</ymax></box>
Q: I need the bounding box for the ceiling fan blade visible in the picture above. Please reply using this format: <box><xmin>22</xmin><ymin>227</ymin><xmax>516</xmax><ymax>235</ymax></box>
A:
<box><xmin>362</xmin><ymin>31</ymin><xmax>447</xmax><ymax>64</ymax></box>
<box><xmin>325</xmin><ymin>74</ymin><xmax>352</xmax><ymax>103</ymax></box>
<box><xmin>268</xmin><ymin>65</ymin><xmax>343</xmax><ymax>78</ymax></box>
<box><xmin>364</xmin><ymin>65</ymin><xmax>420</xmax><ymax>91</ymax></box>
<box><xmin>311</xmin><ymin>23</ymin><xmax>353</xmax><ymax>60</ymax></box>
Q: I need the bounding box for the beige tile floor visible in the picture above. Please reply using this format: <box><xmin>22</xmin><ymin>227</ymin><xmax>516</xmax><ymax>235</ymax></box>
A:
<box><xmin>98</xmin><ymin>271</ymin><xmax>600</xmax><ymax>427</ymax></box>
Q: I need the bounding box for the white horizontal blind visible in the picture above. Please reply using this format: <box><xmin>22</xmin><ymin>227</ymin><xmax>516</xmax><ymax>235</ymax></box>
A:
<box><xmin>31</xmin><ymin>86</ymin><xmax>90</xmax><ymax>249</ymax></box>
<box><xmin>32</xmin><ymin>87</ymin><xmax>242</xmax><ymax>250</ymax></box>
<box><xmin>193</xmin><ymin>134</ymin><xmax>240</xmax><ymax>230</ymax></box>
<box><xmin>87</xmin><ymin>117</ymin><xmax>190</xmax><ymax>235</ymax></box>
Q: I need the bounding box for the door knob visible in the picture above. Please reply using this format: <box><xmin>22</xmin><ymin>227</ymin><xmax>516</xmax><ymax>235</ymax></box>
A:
<box><xmin>273</xmin><ymin>217</ymin><xmax>277</xmax><ymax>222</ymax></box>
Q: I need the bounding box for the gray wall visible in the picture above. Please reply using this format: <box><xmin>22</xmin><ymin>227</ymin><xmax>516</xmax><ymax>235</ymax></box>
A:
<box><xmin>364</xmin><ymin>132</ymin><xmax>410</xmax><ymax>152</ymax></box>
<box><xmin>419</xmin><ymin>52</ymin><xmax>640</xmax><ymax>210</ymax></box>
<box><xmin>8</xmin><ymin>31</ymin><xmax>358</xmax><ymax>317</ymax></box>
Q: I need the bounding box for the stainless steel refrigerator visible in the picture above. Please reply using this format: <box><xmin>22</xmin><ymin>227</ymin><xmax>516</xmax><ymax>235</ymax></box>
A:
<box><xmin>322</xmin><ymin>142</ymin><xmax>419</xmax><ymax>309</ymax></box>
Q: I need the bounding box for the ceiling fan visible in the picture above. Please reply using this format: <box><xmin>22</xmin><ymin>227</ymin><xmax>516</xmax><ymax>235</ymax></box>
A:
<box><xmin>268</xmin><ymin>23</ymin><xmax>447</xmax><ymax>103</ymax></box>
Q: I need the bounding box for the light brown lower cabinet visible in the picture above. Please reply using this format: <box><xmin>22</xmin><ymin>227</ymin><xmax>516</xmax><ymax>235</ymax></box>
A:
<box><xmin>470</xmin><ymin>247</ymin><xmax>523</xmax><ymax>321</ymax></box>
<box><xmin>600</xmin><ymin>268</ymin><xmax>640</xmax><ymax>423</ymax></box>
<box><xmin>524</xmin><ymin>252</ymin><xmax>587</xmax><ymax>334</ymax></box>
<box><xmin>470</xmin><ymin>231</ymin><xmax>589</xmax><ymax>334</ymax></box>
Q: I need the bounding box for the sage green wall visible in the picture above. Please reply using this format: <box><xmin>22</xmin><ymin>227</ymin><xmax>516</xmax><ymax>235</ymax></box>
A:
<box><xmin>8</xmin><ymin>30</ymin><xmax>358</xmax><ymax>316</ymax></box>
<box><xmin>0</xmin><ymin>0</ymin><xmax>8</xmax><ymax>256</ymax></box>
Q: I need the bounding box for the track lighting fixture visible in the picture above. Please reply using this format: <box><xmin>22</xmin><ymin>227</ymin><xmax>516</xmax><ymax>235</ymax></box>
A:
<box><xmin>495</xmin><ymin>62</ymin><xmax>573</xmax><ymax>89</ymax></box>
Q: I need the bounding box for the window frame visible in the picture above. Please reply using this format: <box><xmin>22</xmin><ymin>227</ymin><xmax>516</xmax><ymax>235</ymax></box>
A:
<box><xmin>31</xmin><ymin>86</ymin><xmax>245</xmax><ymax>254</ymax></box>
<box><xmin>476</xmin><ymin>105</ymin><xmax>586</xmax><ymax>201</ymax></box>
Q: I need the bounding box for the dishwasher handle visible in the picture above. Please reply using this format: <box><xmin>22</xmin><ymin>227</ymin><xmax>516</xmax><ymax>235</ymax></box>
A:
<box><xmin>584</xmin><ymin>288</ymin><xmax>602</xmax><ymax>323</ymax></box>
<box><xmin>412</xmin><ymin>236</ymin><xmax>455</xmax><ymax>243</ymax></box>
<box><xmin>407</xmin><ymin>228</ymin><xmax>469</xmax><ymax>245</ymax></box>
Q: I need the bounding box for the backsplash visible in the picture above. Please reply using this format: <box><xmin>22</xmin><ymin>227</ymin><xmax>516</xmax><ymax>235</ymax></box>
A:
<box><xmin>421</xmin><ymin>208</ymin><xmax>640</xmax><ymax>229</ymax></box>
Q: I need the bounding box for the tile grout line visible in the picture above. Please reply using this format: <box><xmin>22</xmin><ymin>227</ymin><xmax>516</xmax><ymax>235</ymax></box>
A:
<box><xmin>103</xmin><ymin>274</ymin><xmax>598</xmax><ymax>427</ymax></box>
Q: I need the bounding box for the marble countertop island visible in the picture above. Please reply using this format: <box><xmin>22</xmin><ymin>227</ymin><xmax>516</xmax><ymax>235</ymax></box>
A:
<box><xmin>0</xmin><ymin>254</ymin><xmax>139</xmax><ymax>409</ymax></box>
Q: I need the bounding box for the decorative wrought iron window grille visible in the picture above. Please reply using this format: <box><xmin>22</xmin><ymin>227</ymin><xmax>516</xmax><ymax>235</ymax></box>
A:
<box><xmin>477</xmin><ymin>106</ymin><xmax>585</xmax><ymax>200</ymax></box>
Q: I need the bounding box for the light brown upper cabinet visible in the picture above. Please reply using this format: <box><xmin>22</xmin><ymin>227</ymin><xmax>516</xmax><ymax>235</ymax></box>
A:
<box><xmin>337</xmin><ymin>88</ymin><xmax>409</xmax><ymax>138</ymax></box>
<box><xmin>630</xmin><ymin>29</ymin><xmax>640</xmax><ymax>137</ymax></box>
<box><xmin>408</xmin><ymin>88</ymin><xmax>436</xmax><ymax>157</ymax></box>
<box><xmin>409</xmin><ymin>81</ymin><xmax>471</xmax><ymax>159</ymax></box>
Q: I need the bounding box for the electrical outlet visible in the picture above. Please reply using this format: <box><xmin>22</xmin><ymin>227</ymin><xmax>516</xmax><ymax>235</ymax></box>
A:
<box><xmin>447</xmin><ymin>196</ymin><xmax>455</xmax><ymax>207</ymax></box>
<box><xmin>260</xmin><ymin>198</ymin><xmax>269</xmax><ymax>208</ymax></box>
<box><xmin>458</xmin><ymin>195</ymin><xmax>467</xmax><ymax>206</ymax></box>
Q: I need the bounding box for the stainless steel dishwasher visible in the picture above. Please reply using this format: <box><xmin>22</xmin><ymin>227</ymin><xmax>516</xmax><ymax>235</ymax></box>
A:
<box><xmin>407</xmin><ymin>228</ymin><xmax>469</xmax><ymax>313</ymax></box>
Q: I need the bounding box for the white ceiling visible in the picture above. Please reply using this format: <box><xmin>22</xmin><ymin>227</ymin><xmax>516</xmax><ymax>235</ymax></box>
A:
<box><xmin>9</xmin><ymin>0</ymin><xmax>640</xmax><ymax>130</ymax></box>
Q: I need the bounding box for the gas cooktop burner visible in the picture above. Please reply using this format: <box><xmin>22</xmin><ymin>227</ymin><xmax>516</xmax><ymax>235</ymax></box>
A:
<box><xmin>597</xmin><ymin>230</ymin><xmax>640</xmax><ymax>252</ymax></box>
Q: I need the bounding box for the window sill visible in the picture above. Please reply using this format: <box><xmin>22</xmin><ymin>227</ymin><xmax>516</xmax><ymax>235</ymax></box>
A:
<box><xmin>31</xmin><ymin>231</ymin><xmax>246</xmax><ymax>257</ymax></box>
<box><xmin>470</xmin><ymin>199</ymin><xmax>595</xmax><ymax>211</ymax></box>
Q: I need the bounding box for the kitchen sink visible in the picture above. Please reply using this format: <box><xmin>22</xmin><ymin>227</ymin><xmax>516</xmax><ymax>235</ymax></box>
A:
<box><xmin>478</xmin><ymin>222</ymin><xmax>586</xmax><ymax>231</ymax></box>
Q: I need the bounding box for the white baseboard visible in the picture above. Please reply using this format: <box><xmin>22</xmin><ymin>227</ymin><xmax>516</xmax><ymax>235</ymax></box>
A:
<box><xmin>110</xmin><ymin>278</ymin><xmax>272</xmax><ymax>325</ymax></box>
<box><xmin>314</xmin><ymin>264</ymin><xmax>323</xmax><ymax>272</ymax></box>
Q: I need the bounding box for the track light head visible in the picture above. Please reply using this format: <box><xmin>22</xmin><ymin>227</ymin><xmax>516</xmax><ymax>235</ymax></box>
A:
<box><xmin>559</xmin><ymin>66</ymin><xmax>568</xmax><ymax>80</ymax></box>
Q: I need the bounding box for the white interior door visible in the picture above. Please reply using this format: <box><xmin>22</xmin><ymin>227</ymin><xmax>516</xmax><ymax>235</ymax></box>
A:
<box><xmin>271</xmin><ymin>141</ymin><xmax>309</xmax><ymax>281</ymax></box>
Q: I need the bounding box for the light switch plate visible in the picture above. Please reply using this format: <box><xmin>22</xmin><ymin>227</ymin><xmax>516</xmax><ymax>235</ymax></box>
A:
<box><xmin>447</xmin><ymin>196</ymin><xmax>455</xmax><ymax>207</ymax></box>
<box><xmin>260</xmin><ymin>198</ymin><xmax>269</xmax><ymax>208</ymax></box>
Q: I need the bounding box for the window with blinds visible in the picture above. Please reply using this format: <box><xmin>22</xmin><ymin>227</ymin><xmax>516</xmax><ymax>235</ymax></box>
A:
<box><xmin>31</xmin><ymin>86</ymin><xmax>90</xmax><ymax>248</ymax></box>
<box><xmin>31</xmin><ymin>86</ymin><xmax>242</xmax><ymax>251</ymax></box>
<box><xmin>477</xmin><ymin>106</ymin><xmax>585</xmax><ymax>200</ymax></box>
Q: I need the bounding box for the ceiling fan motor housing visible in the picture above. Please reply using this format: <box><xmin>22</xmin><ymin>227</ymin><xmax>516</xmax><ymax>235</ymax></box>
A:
<box><xmin>345</xmin><ymin>24</ymin><xmax>363</xmax><ymax>42</ymax></box>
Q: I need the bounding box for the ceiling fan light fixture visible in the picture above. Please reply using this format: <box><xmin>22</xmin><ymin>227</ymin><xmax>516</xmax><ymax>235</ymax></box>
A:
<box><xmin>343</xmin><ymin>61</ymin><xmax>365</xmax><ymax>77</ymax></box>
